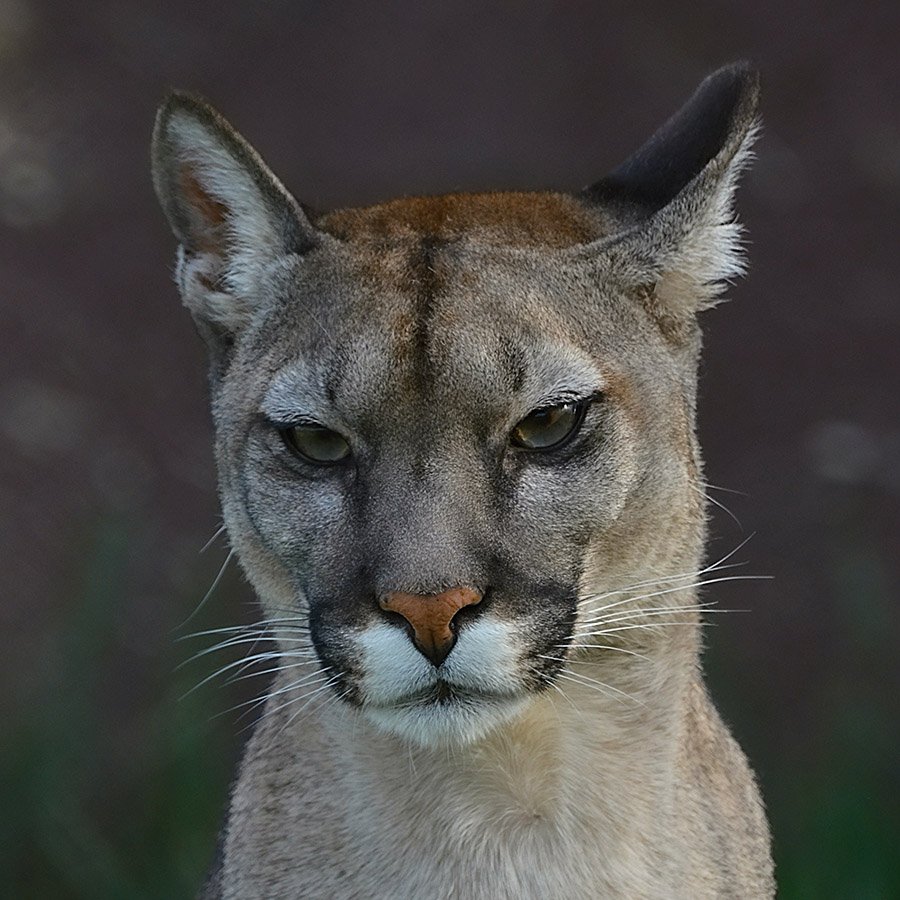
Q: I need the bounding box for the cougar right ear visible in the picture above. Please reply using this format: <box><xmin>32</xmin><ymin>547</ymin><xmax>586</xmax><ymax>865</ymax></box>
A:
<box><xmin>584</xmin><ymin>63</ymin><xmax>760</xmax><ymax>317</ymax></box>
<box><xmin>151</xmin><ymin>92</ymin><xmax>323</xmax><ymax>333</ymax></box>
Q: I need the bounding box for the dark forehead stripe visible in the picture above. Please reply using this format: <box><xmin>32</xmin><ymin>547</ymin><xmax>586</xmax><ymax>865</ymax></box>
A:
<box><xmin>498</xmin><ymin>335</ymin><xmax>527</xmax><ymax>395</ymax></box>
<box><xmin>409</xmin><ymin>235</ymin><xmax>443</xmax><ymax>387</ymax></box>
<box><xmin>316</xmin><ymin>191</ymin><xmax>610</xmax><ymax>248</ymax></box>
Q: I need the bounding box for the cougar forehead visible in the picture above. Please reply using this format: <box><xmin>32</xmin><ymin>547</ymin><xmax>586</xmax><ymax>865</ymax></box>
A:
<box><xmin>244</xmin><ymin>195</ymin><xmax>646</xmax><ymax>453</ymax></box>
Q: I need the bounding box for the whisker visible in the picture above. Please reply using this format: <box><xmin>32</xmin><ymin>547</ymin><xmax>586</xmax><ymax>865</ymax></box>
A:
<box><xmin>556</xmin><ymin>671</ymin><xmax>641</xmax><ymax>707</ymax></box>
<box><xmin>566</xmin><ymin>642</ymin><xmax>655</xmax><ymax>651</ymax></box>
<box><xmin>578</xmin><ymin>609</ymin><xmax>742</xmax><ymax>633</ymax></box>
<box><xmin>576</xmin><ymin>569</ymin><xmax>714</xmax><ymax>610</ymax></box>
<box><xmin>224</xmin><ymin>658</ymin><xmax>320</xmax><ymax>686</ymax></box>
<box><xmin>199</xmin><ymin>522</ymin><xmax>227</xmax><ymax>554</ymax></box>
<box><xmin>578</xmin><ymin>600</ymin><xmax>716</xmax><ymax>628</ymax></box>
<box><xmin>178</xmin><ymin>632</ymin><xmax>314</xmax><ymax>664</ymax></box>
<box><xmin>178</xmin><ymin>636</ymin><xmax>316</xmax><ymax>669</ymax></box>
<box><xmin>623</xmin><ymin>538</ymin><xmax>754</xmax><ymax>596</ymax></box>
<box><xmin>263</xmin><ymin>671</ymin><xmax>342</xmax><ymax>720</ymax></box>
<box><xmin>174</xmin><ymin>549</ymin><xmax>236</xmax><ymax>630</ymax></box>
<box><xmin>276</xmin><ymin>673</ymin><xmax>346</xmax><ymax>732</ymax></box>
<box><xmin>543</xmin><ymin>676</ymin><xmax>585</xmax><ymax>722</ymax></box>
<box><xmin>236</xmin><ymin>667</ymin><xmax>327</xmax><ymax>710</ymax></box>
<box><xmin>541</xmin><ymin>644</ymin><xmax>650</xmax><ymax>662</ymax></box>
<box><xmin>577</xmin><ymin>556</ymin><xmax>752</xmax><ymax>612</ymax></box>
<box><xmin>216</xmin><ymin>669</ymin><xmax>333</xmax><ymax>724</ymax></box>
<box><xmin>181</xmin><ymin>636</ymin><xmax>272</xmax><ymax>671</ymax></box>
<box><xmin>235</xmin><ymin>666</ymin><xmax>332</xmax><ymax>714</ymax></box>
<box><xmin>179</xmin><ymin>632</ymin><xmax>276</xmax><ymax>656</ymax></box>
<box><xmin>700</xmin><ymin>480</ymin><xmax>748</xmax><ymax>497</ymax></box>
<box><xmin>179</xmin><ymin>650</ymin><xmax>319</xmax><ymax>698</ymax></box>
<box><xmin>577</xmin><ymin>573</ymin><xmax>769</xmax><ymax>624</ymax></box>
<box><xmin>577</xmin><ymin>599</ymin><xmax>749</xmax><ymax>629</ymax></box>
<box><xmin>312</xmin><ymin>685</ymin><xmax>354</xmax><ymax>719</ymax></box>
<box><xmin>575</xmin><ymin>621</ymin><xmax>716</xmax><ymax>638</ymax></box>
<box><xmin>690</xmin><ymin>483</ymin><xmax>743</xmax><ymax>530</ymax></box>
<box><xmin>178</xmin><ymin>616</ymin><xmax>310</xmax><ymax>641</ymax></box>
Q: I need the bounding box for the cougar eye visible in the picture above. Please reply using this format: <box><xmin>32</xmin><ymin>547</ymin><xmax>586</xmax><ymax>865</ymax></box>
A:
<box><xmin>280</xmin><ymin>424</ymin><xmax>351</xmax><ymax>464</ymax></box>
<box><xmin>510</xmin><ymin>400</ymin><xmax>588</xmax><ymax>451</ymax></box>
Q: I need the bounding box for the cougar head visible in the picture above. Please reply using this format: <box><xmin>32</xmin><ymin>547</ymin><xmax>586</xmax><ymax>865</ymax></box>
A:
<box><xmin>153</xmin><ymin>64</ymin><xmax>759</xmax><ymax>747</ymax></box>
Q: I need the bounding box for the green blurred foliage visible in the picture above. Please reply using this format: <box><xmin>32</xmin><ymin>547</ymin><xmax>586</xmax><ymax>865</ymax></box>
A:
<box><xmin>773</xmin><ymin>544</ymin><xmax>900</xmax><ymax>899</ymax></box>
<box><xmin>707</xmin><ymin>501</ymin><xmax>900</xmax><ymax>899</ymax></box>
<box><xmin>2</xmin><ymin>519</ymin><xmax>238</xmax><ymax>899</ymax></box>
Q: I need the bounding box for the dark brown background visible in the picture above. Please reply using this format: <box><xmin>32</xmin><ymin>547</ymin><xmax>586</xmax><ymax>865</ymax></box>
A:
<box><xmin>3</xmin><ymin>1</ymin><xmax>898</xmax><ymax>895</ymax></box>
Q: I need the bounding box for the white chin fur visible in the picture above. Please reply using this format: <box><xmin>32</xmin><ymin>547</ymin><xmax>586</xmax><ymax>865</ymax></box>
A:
<box><xmin>356</xmin><ymin>619</ymin><xmax>527</xmax><ymax>747</ymax></box>
<box><xmin>363</xmin><ymin>694</ymin><xmax>528</xmax><ymax>749</ymax></box>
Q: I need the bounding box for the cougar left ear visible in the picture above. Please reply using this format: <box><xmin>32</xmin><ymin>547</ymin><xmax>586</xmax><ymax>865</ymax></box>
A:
<box><xmin>152</xmin><ymin>92</ymin><xmax>323</xmax><ymax>333</ymax></box>
<box><xmin>585</xmin><ymin>62</ymin><xmax>760</xmax><ymax>316</ymax></box>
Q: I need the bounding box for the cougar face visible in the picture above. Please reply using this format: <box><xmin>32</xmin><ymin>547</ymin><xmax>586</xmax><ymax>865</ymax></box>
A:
<box><xmin>220</xmin><ymin>223</ymin><xmax>688</xmax><ymax>745</ymax></box>
<box><xmin>153</xmin><ymin>67</ymin><xmax>758</xmax><ymax>747</ymax></box>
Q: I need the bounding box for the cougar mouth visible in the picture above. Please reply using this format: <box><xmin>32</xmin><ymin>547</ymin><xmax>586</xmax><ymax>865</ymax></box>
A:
<box><xmin>366</xmin><ymin>681</ymin><xmax>523</xmax><ymax>711</ymax></box>
<box><xmin>362</xmin><ymin>682</ymin><xmax>529</xmax><ymax>747</ymax></box>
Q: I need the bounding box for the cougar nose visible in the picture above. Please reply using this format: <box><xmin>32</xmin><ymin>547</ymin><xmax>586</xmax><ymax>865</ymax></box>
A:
<box><xmin>379</xmin><ymin>587</ymin><xmax>483</xmax><ymax>666</ymax></box>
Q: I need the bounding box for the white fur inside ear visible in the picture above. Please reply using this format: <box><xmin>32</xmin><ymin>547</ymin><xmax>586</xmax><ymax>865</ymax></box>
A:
<box><xmin>603</xmin><ymin>120</ymin><xmax>760</xmax><ymax>319</ymax></box>
<box><xmin>164</xmin><ymin>109</ymin><xmax>298</xmax><ymax>313</ymax></box>
<box><xmin>654</xmin><ymin>122</ymin><xmax>759</xmax><ymax>314</ymax></box>
<box><xmin>175</xmin><ymin>246</ymin><xmax>256</xmax><ymax>330</ymax></box>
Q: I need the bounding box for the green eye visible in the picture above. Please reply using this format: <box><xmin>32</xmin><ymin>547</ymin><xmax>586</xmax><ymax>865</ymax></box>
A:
<box><xmin>281</xmin><ymin>424</ymin><xmax>351</xmax><ymax>464</ymax></box>
<box><xmin>510</xmin><ymin>400</ymin><xmax>588</xmax><ymax>451</ymax></box>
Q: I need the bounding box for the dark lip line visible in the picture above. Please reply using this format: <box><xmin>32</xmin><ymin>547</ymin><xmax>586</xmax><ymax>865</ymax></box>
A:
<box><xmin>366</xmin><ymin>684</ymin><xmax>523</xmax><ymax>711</ymax></box>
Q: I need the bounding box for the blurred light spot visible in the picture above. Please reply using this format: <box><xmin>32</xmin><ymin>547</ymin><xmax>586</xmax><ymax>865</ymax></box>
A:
<box><xmin>0</xmin><ymin>380</ymin><xmax>87</xmax><ymax>459</ymax></box>
<box><xmin>0</xmin><ymin>155</ymin><xmax>61</xmax><ymax>227</ymax></box>
<box><xmin>808</xmin><ymin>421</ymin><xmax>880</xmax><ymax>484</ymax></box>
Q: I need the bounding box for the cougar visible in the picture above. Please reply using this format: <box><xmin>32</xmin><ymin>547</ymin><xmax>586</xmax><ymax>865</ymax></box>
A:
<box><xmin>152</xmin><ymin>62</ymin><xmax>774</xmax><ymax>898</ymax></box>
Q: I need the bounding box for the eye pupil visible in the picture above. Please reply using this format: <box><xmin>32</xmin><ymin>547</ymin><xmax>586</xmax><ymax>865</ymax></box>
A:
<box><xmin>282</xmin><ymin>425</ymin><xmax>351</xmax><ymax>464</ymax></box>
<box><xmin>511</xmin><ymin>400</ymin><xmax>587</xmax><ymax>451</ymax></box>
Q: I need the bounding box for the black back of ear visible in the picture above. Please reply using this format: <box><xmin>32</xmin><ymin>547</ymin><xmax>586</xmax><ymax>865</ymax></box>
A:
<box><xmin>584</xmin><ymin>62</ymin><xmax>760</xmax><ymax>218</ymax></box>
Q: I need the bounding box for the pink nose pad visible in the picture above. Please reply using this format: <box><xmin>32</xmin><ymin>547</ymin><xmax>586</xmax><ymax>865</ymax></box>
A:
<box><xmin>379</xmin><ymin>587</ymin><xmax>483</xmax><ymax>666</ymax></box>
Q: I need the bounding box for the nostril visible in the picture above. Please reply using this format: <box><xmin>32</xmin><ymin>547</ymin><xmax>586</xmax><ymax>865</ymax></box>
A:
<box><xmin>379</xmin><ymin>605</ymin><xmax>414</xmax><ymax>635</ymax></box>
<box><xmin>449</xmin><ymin>587</ymin><xmax>488</xmax><ymax>632</ymax></box>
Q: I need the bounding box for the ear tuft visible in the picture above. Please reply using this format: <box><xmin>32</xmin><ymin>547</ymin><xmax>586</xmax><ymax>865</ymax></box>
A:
<box><xmin>151</xmin><ymin>91</ymin><xmax>320</xmax><ymax>333</ymax></box>
<box><xmin>586</xmin><ymin>63</ymin><xmax>761</xmax><ymax>317</ymax></box>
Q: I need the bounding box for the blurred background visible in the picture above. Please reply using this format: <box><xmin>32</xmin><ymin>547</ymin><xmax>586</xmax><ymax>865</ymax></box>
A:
<box><xmin>2</xmin><ymin>1</ymin><xmax>898</xmax><ymax>896</ymax></box>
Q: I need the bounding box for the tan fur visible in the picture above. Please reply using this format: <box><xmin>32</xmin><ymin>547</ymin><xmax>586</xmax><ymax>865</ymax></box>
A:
<box><xmin>152</xmin><ymin>65</ymin><xmax>774</xmax><ymax>899</ymax></box>
<box><xmin>319</xmin><ymin>191</ymin><xmax>613</xmax><ymax>247</ymax></box>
